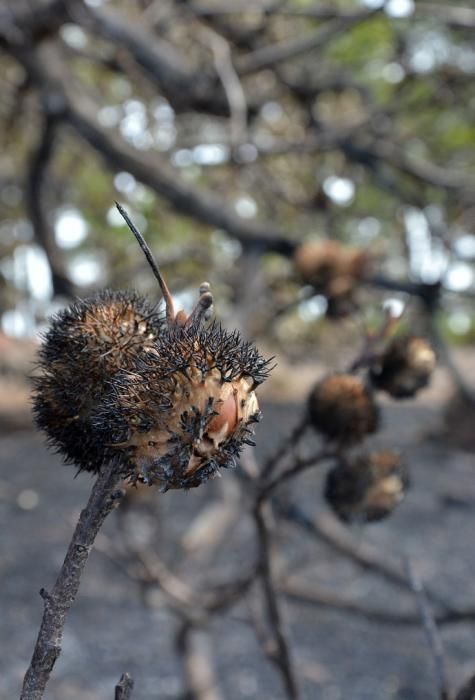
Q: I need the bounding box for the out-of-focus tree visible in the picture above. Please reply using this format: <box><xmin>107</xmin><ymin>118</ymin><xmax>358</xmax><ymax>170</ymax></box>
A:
<box><xmin>0</xmin><ymin>0</ymin><xmax>474</xmax><ymax>353</ymax></box>
<box><xmin>2</xmin><ymin>4</ymin><xmax>475</xmax><ymax>699</ymax></box>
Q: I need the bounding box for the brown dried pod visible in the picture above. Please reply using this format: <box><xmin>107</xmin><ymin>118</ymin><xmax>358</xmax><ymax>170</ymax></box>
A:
<box><xmin>33</xmin><ymin>205</ymin><xmax>272</xmax><ymax>490</ymax></box>
<box><xmin>307</xmin><ymin>374</ymin><xmax>379</xmax><ymax>443</ymax></box>
<box><xmin>33</xmin><ymin>290</ymin><xmax>163</xmax><ymax>473</ymax></box>
<box><xmin>370</xmin><ymin>335</ymin><xmax>436</xmax><ymax>399</ymax></box>
<box><xmin>294</xmin><ymin>240</ymin><xmax>369</xmax><ymax>317</ymax></box>
<box><xmin>325</xmin><ymin>450</ymin><xmax>409</xmax><ymax>523</ymax></box>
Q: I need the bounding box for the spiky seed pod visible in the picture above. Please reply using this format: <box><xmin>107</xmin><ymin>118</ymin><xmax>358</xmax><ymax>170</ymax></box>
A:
<box><xmin>307</xmin><ymin>374</ymin><xmax>379</xmax><ymax>443</ymax></box>
<box><xmin>91</xmin><ymin>322</ymin><xmax>271</xmax><ymax>490</ymax></box>
<box><xmin>370</xmin><ymin>335</ymin><xmax>436</xmax><ymax>399</ymax></box>
<box><xmin>324</xmin><ymin>450</ymin><xmax>409</xmax><ymax>523</ymax></box>
<box><xmin>33</xmin><ymin>290</ymin><xmax>163</xmax><ymax>472</ymax></box>
<box><xmin>294</xmin><ymin>240</ymin><xmax>369</xmax><ymax>318</ymax></box>
<box><xmin>33</xmin><ymin>205</ymin><xmax>272</xmax><ymax>490</ymax></box>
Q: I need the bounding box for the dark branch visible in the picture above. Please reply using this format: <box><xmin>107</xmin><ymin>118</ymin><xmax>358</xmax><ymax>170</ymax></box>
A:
<box><xmin>254</xmin><ymin>504</ymin><xmax>300</xmax><ymax>699</ymax></box>
<box><xmin>68</xmin><ymin>0</ymin><xmax>229</xmax><ymax>116</ymax></box>
<box><xmin>456</xmin><ymin>675</ymin><xmax>475</xmax><ymax>700</ymax></box>
<box><xmin>405</xmin><ymin>559</ymin><xmax>451</xmax><ymax>700</ymax></box>
<box><xmin>258</xmin><ymin>448</ymin><xmax>332</xmax><ymax>504</ymax></box>
<box><xmin>64</xmin><ymin>88</ymin><xmax>296</xmax><ymax>255</ymax></box>
<box><xmin>115</xmin><ymin>673</ymin><xmax>134</xmax><ymax>700</ymax></box>
<box><xmin>237</xmin><ymin>9</ymin><xmax>379</xmax><ymax>75</ymax></box>
<box><xmin>20</xmin><ymin>464</ymin><xmax>122</xmax><ymax>700</ymax></box>
<box><xmin>25</xmin><ymin>110</ymin><xmax>75</xmax><ymax>297</ymax></box>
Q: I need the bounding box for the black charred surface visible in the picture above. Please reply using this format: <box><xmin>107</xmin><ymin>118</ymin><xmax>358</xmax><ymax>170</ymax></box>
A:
<box><xmin>94</xmin><ymin>323</ymin><xmax>271</xmax><ymax>488</ymax></box>
<box><xmin>33</xmin><ymin>294</ymin><xmax>271</xmax><ymax>486</ymax></box>
<box><xmin>33</xmin><ymin>290</ymin><xmax>163</xmax><ymax>472</ymax></box>
<box><xmin>141</xmin><ymin>322</ymin><xmax>274</xmax><ymax>385</ymax></box>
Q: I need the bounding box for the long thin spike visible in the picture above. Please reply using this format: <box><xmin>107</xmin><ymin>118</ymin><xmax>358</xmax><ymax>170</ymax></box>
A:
<box><xmin>115</xmin><ymin>202</ymin><xmax>175</xmax><ymax>323</ymax></box>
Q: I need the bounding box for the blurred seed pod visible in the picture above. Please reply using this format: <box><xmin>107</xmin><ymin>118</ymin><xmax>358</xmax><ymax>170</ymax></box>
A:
<box><xmin>325</xmin><ymin>450</ymin><xmax>409</xmax><ymax>523</ymax></box>
<box><xmin>294</xmin><ymin>240</ymin><xmax>369</xmax><ymax>318</ymax></box>
<box><xmin>307</xmin><ymin>374</ymin><xmax>379</xmax><ymax>443</ymax></box>
<box><xmin>370</xmin><ymin>335</ymin><xmax>436</xmax><ymax>399</ymax></box>
<box><xmin>33</xmin><ymin>290</ymin><xmax>163</xmax><ymax>473</ymax></box>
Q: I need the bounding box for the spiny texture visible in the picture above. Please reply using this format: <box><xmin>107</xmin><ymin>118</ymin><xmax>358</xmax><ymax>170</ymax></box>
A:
<box><xmin>308</xmin><ymin>374</ymin><xmax>379</xmax><ymax>444</ymax></box>
<box><xmin>370</xmin><ymin>335</ymin><xmax>436</xmax><ymax>399</ymax></box>
<box><xmin>33</xmin><ymin>290</ymin><xmax>163</xmax><ymax>473</ymax></box>
<box><xmin>33</xmin><ymin>294</ymin><xmax>271</xmax><ymax>489</ymax></box>
<box><xmin>325</xmin><ymin>450</ymin><xmax>409</xmax><ymax>523</ymax></box>
<box><xmin>90</xmin><ymin>322</ymin><xmax>271</xmax><ymax>489</ymax></box>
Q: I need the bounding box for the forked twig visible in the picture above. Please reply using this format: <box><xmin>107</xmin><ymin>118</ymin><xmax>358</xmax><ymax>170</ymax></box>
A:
<box><xmin>258</xmin><ymin>448</ymin><xmax>332</xmax><ymax>503</ymax></box>
<box><xmin>259</xmin><ymin>415</ymin><xmax>309</xmax><ymax>482</ymax></box>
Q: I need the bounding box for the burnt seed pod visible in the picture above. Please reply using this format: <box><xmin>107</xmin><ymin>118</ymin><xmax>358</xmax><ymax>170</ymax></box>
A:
<box><xmin>91</xmin><ymin>322</ymin><xmax>270</xmax><ymax>490</ymax></box>
<box><xmin>325</xmin><ymin>450</ymin><xmax>409</xmax><ymax>523</ymax></box>
<box><xmin>33</xmin><ymin>290</ymin><xmax>163</xmax><ymax>472</ymax></box>
<box><xmin>33</xmin><ymin>205</ymin><xmax>272</xmax><ymax>489</ymax></box>
<box><xmin>370</xmin><ymin>335</ymin><xmax>436</xmax><ymax>399</ymax></box>
<box><xmin>307</xmin><ymin>374</ymin><xmax>379</xmax><ymax>444</ymax></box>
<box><xmin>294</xmin><ymin>240</ymin><xmax>369</xmax><ymax>318</ymax></box>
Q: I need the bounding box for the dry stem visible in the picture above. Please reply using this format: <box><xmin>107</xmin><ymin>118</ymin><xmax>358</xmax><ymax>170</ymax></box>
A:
<box><xmin>20</xmin><ymin>463</ymin><xmax>122</xmax><ymax>700</ymax></box>
<box><xmin>115</xmin><ymin>672</ymin><xmax>134</xmax><ymax>700</ymax></box>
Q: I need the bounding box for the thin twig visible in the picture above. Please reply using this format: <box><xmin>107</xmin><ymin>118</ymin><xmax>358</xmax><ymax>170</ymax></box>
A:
<box><xmin>115</xmin><ymin>672</ymin><xmax>134</xmax><ymax>700</ymax></box>
<box><xmin>20</xmin><ymin>464</ymin><xmax>123</xmax><ymax>700</ymax></box>
<box><xmin>280</xmin><ymin>504</ymin><xmax>453</xmax><ymax>612</ymax></box>
<box><xmin>199</xmin><ymin>25</ymin><xmax>247</xmax><ymax>147</ymax></box>
<box><xmin>258</xmin><ymin>448</ymin><xmax>332</xmax><ymax>503</ymax></box>
<box><xmin>405</xmin><ymin>559</ymin><xmax>451</xmax><ymax>700</ymax></box>
<box><xmin>254</xmin><ymin>503</ymin><xmax>300</xmax><ymax>699</ymax></box>
<box><xmin>115</xmin><ymin>201</ymin><xmax>176</xmax><ymax>323</ymax></box>
<box><xmin>259</xmin><ymin>416</ymin><xmax>309</xmax><ymax>482</ymax></box>
<box><xmin>176</xmin><ymin>622</ymin><xmax>224</xmax><ymax>700</ymax></box>
<box><xmin>96</xmin><ymin>519</ymin><xmax>256</xmax><ymax>621</ymax></box>
<box><xmin>280</xmin><ymin>579</ymin><xmax>475</xmax><ymax>628</ymax></box>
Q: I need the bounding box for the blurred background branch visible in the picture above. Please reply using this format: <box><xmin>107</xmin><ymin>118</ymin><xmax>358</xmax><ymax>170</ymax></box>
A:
<box><xmin>1</xmin><ymin>1</ymin><xmax>475</xmax><ymax>698</ymax></box>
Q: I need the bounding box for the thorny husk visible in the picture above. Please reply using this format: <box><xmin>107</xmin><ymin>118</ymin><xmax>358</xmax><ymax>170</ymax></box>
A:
<box><xmin>33</xmin><ymin>290</ymin><xmax>272</xmax><ymax>490</ymax></box>
<box><xmin>33</xmin><ymin>289</ymin><xmax>163</xmax><ymax>473</ymax></box>
<box><xmin>91</xmin><ymin>320</ymin><xmax>271</xmax><ymax>489</ymax></box>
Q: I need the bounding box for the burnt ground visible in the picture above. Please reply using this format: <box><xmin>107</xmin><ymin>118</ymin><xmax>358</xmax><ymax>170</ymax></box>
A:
<box><xmin>1</xmin><ymin>354</ymin><xmax>475</xmax><ymax>700</ymax></box>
